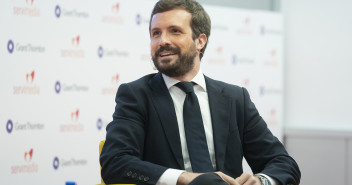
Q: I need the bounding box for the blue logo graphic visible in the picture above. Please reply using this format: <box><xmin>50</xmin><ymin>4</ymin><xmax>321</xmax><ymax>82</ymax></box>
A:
<box><xmin>232</xmin><ymin>55</ymin><xmax>237</xmax><ymax>65</ymax></box>
<box><xmin>55</xmin><ymin>5</ymin><xmax>61</xmax><ymax>18</ymax></box>
<box><xmin>260</xmin><ymin>86</ymin><xmax>265</xmax><ymax>95</ymax></box>
<box><xmin>53</xmin><ymin>156</ymin><xmax>60</xmax><ymax>170</ymax></box>
<box><xmin>260</xmin><ymin>25</ymin><xmax>265</xmax><ymax>35</ymax></box>
<box><xmin>55</xmin><ymin>81</ymin><xmax>61</xmax><ymax>94</ymax></box>
<box><xmin>98</xmin><ymin>46</ymin><xmax>103</xmax><ymax>58</ymax></box>
<box><xmin>136</xmin><ymin>14</ymin><xmax>141</xmax><ymax>25</ymax></box>
<box><xmin>6</xmin><ymin>119</ymin><xmax>13</xmax><ymax>133</ymax></box>
<box><xmin>7</xmin><ymin>40</ymin><xmax>14</xmax><ymax>54</ymax></box>
<box><xmin>97</xmin><ymin>118</ymin><xmax>103</xmax><ymax>130</ymax></box>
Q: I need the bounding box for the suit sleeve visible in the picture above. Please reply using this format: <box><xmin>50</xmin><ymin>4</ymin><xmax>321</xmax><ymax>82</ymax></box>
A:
<box><xmin>241</xmin><ymin>88</ymin><xmax>301</xmax><ymax>185</ymax></box>
<box><xmin>100</xmin><ymin>83</ymin><xmax>168</xmax><ymax>185</ymax></box>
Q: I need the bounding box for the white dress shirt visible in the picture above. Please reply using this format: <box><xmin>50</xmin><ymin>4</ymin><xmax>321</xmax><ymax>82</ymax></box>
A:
<box><xmin>156</xmin><ymin>70</ymin><xmax>277</xmax><ymax>185</ymax></box>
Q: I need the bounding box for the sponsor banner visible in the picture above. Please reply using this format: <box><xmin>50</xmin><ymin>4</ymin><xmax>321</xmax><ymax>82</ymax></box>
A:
<box><xmin>6</xmin><ymin>119</ymin><xmax>45</xmax><ymax>134</ymax></box>
<box><xmin>12</xmin><ymin>0</ymin><xmax>41</xmax><ymax>17</ymax></box>
<box><xmin>10</xmin><ymin>148</ymin><xmax>39</xmax><ymax>174</ymax></box>
<box><xmin>12</xmin><ymin>70</ymin><xmax>40</xmax><ymax>95</ymax></box>
<box><xmin>54</xmin><ymin>4</ymin><xmax>89</xmax><ymax>19</ymax></box>
<box><xmin>54</xmin><ymin>81</ymin><xmax>89</xmax><ymax>94</ymax></box>
<box><xmin>7</xmin><ymin>39</ymin><xmax>45</xmax><ymax>54</ymax></box>
<box><xmin>59</xmin><ymin>109</ymin><xmax>84</xmax><ymax>132</ymax></box>
<box><xmin>53</xmin><ymin>156</ymin><xmax>88</xmax><ymax>170</ymax></box>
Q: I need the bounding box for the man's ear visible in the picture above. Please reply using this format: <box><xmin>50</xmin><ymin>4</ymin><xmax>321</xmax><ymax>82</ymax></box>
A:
<box><xmin>196</xmin><ymin>33</ymin><xmax>207</xmax><ymax>51</ymax></box>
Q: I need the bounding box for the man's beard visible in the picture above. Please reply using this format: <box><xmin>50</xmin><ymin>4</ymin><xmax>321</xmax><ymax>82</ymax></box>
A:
<box><xmin>152</xmin><ymin>43</ymin><xmax>197</xmax><ymax>77</ymax></box>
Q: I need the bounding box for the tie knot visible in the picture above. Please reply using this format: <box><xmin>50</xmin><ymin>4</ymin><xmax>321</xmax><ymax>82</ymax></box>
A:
<box><xmin>176</xmin><ymin>81</ymin><xmax>195</xmax><ymax>94</ymax></box>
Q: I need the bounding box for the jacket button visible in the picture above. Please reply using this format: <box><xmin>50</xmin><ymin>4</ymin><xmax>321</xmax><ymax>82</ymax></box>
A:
<box><xmin>132</xmin><ymin>173</ymin><xmax>137</xmax><ymax>179</ymax></box>
<box><xmin>138</xmin><ymin>175</ymin><xmax>144</xmax><ymax>181</ymax></box>
<box><xmin>144</xmin><ymin>176</ymin><xmax>149</xmax><ymax>182</ymax></box>
<box><xmin>126</xmin><ymin>171</ymin><xmax>132</xmax><ymax>176</ymax></box>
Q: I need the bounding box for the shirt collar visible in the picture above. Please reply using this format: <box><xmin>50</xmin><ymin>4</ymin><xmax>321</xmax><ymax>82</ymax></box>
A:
<box><xmin>162</xmin><ymin>69</ymin><xmax>207</xmax><ymax>92</ymax></box>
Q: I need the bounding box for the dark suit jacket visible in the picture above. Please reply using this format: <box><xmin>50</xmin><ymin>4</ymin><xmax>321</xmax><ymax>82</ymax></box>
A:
<box><xmin>100</xmin><ymin>72</ymin><xmax>300</xmax><ymax>185</ymax></box>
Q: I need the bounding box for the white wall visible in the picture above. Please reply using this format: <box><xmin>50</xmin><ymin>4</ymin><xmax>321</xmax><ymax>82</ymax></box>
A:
<box><xmin>284</xmin><ymin>0</ymin><xmax>352</xmax><ymax>130</ymax></box>
<box><xmin>284</xmin><ymin>1</ymin><xmax>352</xmax><ymax>184</ymax></box>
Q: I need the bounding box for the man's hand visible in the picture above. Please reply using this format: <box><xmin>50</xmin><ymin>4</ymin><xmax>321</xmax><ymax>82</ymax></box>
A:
<box><xmin>215</xmin><ymin>172</ymin><xmax>261</xmax><ymax>185</ymax></box>
<box><xmin>177</xmin><ymin>172</ymin><xmax>202</xmax><ymax>185</ymax></box>
<box><xmin>177</xmin><ymin>172</ymin><xmax>261</xmax><ymax>185</ymax></box>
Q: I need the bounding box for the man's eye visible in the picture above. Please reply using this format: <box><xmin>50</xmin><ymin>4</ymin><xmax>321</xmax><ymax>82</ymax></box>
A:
<box><xmin>172</xmin><ymin>29</ymin><xmax>181</xmax><ymax>33</ymax></box>
<box><xmin>152</xmin><ymin>31</ymin><xmax>161</xmax><ymax>36</ymax></box>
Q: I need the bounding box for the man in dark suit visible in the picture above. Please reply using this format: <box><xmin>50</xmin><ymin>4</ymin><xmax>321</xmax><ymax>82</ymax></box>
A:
<box><xmin>100</xmin><ymin>0</ymin><xmax>300</xmax><ymax>185</ymax></box>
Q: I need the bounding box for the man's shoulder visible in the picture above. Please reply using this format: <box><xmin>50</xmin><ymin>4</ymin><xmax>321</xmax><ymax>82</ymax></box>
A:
<box><xmin>205</xmin><ymin>75</ymin><xmax>243</xmax><ymax>92</ymax></box>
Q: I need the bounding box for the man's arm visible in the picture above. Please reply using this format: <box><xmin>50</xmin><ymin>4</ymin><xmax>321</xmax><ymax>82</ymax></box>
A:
<box><xmin>240</xmin><ymin>88</ymin><xmax>301</xmax><ymax>185</ymax></box>
<box><xmin>100</xmin><ymin>83</ymin><xmax>167</xmax><ymax>184</ymax></box>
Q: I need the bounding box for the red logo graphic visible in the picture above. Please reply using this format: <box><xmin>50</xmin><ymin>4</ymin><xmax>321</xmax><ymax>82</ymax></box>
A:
<box><xmin>26</xmin><ymin>71</ymin><xmax>35</xmax><ymax>83</ymax></box>
<box><xmin>264</xmin><ymin>49</ymin><xmax>279</xmax><ymax>67</ymax></box>
<box><xmin>111</xmin><ymin>74</ymin><xmax>119</xmax><ymax>84</ymax></box>
<box><xmin>242</xmin><ymin>79</ymin><xmax>250</xmax><ymax>87</ymax></box>
<box><xmin>216</xmin><ymin>46</ymin><xmax>223</xmax><ymax>54</ymax></box>
<box><xmin>270</xmin><ymin>49</ymin><xmax>277</xmax><ymax>57</ymax></box>
<box><xmin>24</xmin><ymin>148</ymin><xmax>33</xmax><ymax>162</ymax></box>
<box><xmin>243</xmin><ymin>17</ymin><xmax>250</xmax><ymax>25</ymax></box>
<box><xmin>71</xmin><ymin>109</ymin><xmax>79</xmax><ymax>121</ymax></box>
<box><xmin>26</xmin><ymin>0</ymin><xmax>34</xmax><ymax>5</ymax></box>
<box><xmin>112</xmin><ymin>3</ymin><xmax>120</xmax><ymax>13</ymax></box>
<box><xmin>270</xmin><ymin>109</ymin><xmax>276</xmax><ymax>116</ymax></box>
<box><xmin>72</xmin><ymin>35</ymin><xmax>80</xmax><ymax>47</ymax></box>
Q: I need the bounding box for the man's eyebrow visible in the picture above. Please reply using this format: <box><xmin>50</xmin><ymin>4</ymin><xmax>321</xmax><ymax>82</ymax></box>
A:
<box><xmin>151</xmin><ymin>25</ymin><xmax>183</xmax><ymax>31</ymax></box>
<box><xmin>169</xmin><ymin>25</ymin><xmax>183</xmax><ymax>29</ymax></box>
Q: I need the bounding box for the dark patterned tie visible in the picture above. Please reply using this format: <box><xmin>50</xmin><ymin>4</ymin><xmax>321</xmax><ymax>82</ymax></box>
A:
<box><xmin>175</xmin><ymin>81</ymin><xmax>213</xmax><ymax>173</ymax></box>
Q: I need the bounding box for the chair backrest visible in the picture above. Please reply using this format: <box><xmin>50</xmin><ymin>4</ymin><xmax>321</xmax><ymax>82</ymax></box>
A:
<box><xmin>99</xmin><ymin>140</ymin><xmax>106</xmax><ymax>184</ymax></box>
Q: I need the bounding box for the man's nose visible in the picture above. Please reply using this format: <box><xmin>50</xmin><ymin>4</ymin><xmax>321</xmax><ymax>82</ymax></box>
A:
<box><xmin>159</xmin><ymin>33</ymin><xmax>171</xmax><ymax>46</ymax></box>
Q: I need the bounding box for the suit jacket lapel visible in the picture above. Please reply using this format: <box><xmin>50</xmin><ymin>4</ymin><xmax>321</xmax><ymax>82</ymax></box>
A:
<box><xmin>148</xmin><ymin>73</ymin><xmax>184</xmax><ymax>169</ymax></box>
<box><xmin>205</xmin><ymin>76</ymin><xmax>231</xmax><ymax>171</ymax></box>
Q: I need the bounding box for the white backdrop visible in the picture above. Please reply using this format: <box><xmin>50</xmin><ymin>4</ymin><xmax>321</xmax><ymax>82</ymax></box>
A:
<box><xmin>0</xmin><ymin>0</ymin><xmax>283</xmax><ymax>184</ymax></box>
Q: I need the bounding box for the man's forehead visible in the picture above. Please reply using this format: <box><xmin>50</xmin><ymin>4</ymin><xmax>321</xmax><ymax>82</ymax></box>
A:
<box><xmin>151</xmin><ymin>9</ymin><xmax>191</xmax><ymax>27</ymax></box>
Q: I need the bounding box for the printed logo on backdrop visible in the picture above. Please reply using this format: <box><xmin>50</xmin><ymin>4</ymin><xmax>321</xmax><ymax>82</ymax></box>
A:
<box><xmin>260</xmin><ymin>86</ymin><xmax>282</xmax><ymax>96</ymax></box>
<box><xmin>212</xmin><ymin>23</ymin><xmax>229</xmax><ymax>31</ymax></box>
<box><xmin>60</xmin><ymin>35</ymin><xmax>85</xmax><ymax>58</ymax></box>
<box><xmin>263</xmin><ymin>49</ymin><xmax>279</xmax><ymax>66</ymax></box>
<box><xmin>265</xmin><ymin>108</ymin><xmax>279</xmax><ymax>126</ymax></box>
<box><xmin>13</xmin><ymin>70</ymin><xmax>41</xmax><ymax>95</ymax></box>
<box><xmin>7</xmin><ymin>39</ymin><xmax>45</xmax><ymax>54</ymax></box>
<box><xmin>96</xmin><ymin>118</ymin><xmax>104</xmax><ymax>130</ymax></box>
<box><xmin>13</xmin><ymin>0</ymin><xmax>40</xmax><ymax>17</ymax></box>
<box><xmin>5</xmin><ymin>119</ymin><xmax>45</xmax><ymax>134</ymax></box>
<box><xmin>60</xmin><ymin>109</ymin><xmax>84</xmax><ymax>132</ymax></box>
<box><xmin>242</xmin><ymin>78</ymin><xmax>254</xmax><ymax>97</ymax></box>
<box><xmin>97</xmin><ymin>46</ymin><xmax>129</xmax><ymax>59</ymax></box>
<box><xmin>102</xmin><ymin>2</ymin><xmax>124</xmax><ymax>24</ymax></box>
<box><xmin>236</xmin><ymin>17</ymin><xmax>253</xmax><ymax>36</ymax></box>
<box><xmin>54</xmin><ymin>4</ymin><xmax>89</xmax><ymax>19</ymax></box>
<box><xmin>135</xmin><ymin>13</ymin><xmax>150</xmax><ymax>26</ymax></box>
<box><xmin>53</xmin><ymin>156</ymin><xmax>87</xmax><ymax>170</ymax></box>
<box><xmin>54</xmin><ymin>81</ymin><xmax>89</xmax><ymax>94</ymax></box>
<box><xmin>11</xmin><ymin>148</ymin><xmax>39</xmax><ymax>174</ymax></box>
<box><xmin>232</xmin><ymin>54</ymin><xmax>255</xmax><ymax>65</ymax></box>
<box><xmin>207</xmin><ymin>46</ymin><xmax>225</xmax><ymax>64</ymax></box>
<box><xmin>101</xmin><ymin>73</ymin><xmax>120</xmax><ymax>95</ymax></box>
<box><xmin>260</xmin><ymin>25</ymin><xmax>282</xmax><ymax>36</ymax></box>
